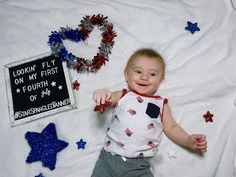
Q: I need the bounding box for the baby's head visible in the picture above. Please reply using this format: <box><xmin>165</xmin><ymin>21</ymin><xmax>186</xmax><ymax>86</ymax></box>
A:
<box><xmin>124</xmin><ymin>48</ymin><xmax>166</xmax><ymax>95</ymax></box>
<box><xmin>124</xmin><ymin>48</ymin><xmax>166</xmax><ymax>77</ymax></box>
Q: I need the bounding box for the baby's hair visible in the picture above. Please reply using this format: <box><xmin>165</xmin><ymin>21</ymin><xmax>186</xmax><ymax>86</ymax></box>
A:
<box><xmin>124</xmin><ymin>48</ymin><xmax>166</xmax><ymax>77</ymax></box>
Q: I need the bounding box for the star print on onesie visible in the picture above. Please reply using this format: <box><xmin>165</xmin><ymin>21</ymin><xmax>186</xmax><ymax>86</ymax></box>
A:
<box><xmin>104</xmin><ymin>89</ymin><xmax>168</xmax><ymax>158</ymax></box>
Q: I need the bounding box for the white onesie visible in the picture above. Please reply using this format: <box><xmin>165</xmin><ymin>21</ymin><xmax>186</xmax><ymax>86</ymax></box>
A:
<box><xmin>104</xmin><ymin>89</ymin><xmax>168</xmax><ymax>158</ymax></box>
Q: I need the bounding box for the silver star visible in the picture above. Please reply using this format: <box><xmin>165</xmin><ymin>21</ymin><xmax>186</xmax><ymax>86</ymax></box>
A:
<box><xmin>58</xmin><ymin>85</ymin><xmax>63</xmax><ymax>90</ymax></box>
<box><xmin>16</xmin><ymin>88</ymin><xmax>20</xmax><ymax>93</ymax></box>
<box><xmin>166</xmin><ymin>150</ymin><xmax>177</xmax><ymax>159</ymax></box>
<box><xmin>51</xmin><ymin>81</ymin><xmax>56</xmax><ymax>87</ymax></box>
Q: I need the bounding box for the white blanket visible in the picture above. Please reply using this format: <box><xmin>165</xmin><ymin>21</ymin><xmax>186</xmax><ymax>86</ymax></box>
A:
<box><xmin>0</xmin><ymin>0</ymin><xmax>236</xmax><ymax>176</ymax></box>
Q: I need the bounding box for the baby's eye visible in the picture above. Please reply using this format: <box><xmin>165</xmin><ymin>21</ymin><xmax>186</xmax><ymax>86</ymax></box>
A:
<box><xmin>134</xmin><ymin>70</ymin><xmax>142</xmax><ymax>74</ymax></box>
<box><xmin>150</xmin><ymin>72</ymin><xmax>158</xmax><ymax>76</ymax></box>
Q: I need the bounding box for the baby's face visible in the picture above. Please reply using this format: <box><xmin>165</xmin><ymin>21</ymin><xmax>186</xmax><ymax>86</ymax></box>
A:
<box><xmin>124</xmin><ymin>56</ymin><xmax>164</xmax><ymax>96</ymax></box>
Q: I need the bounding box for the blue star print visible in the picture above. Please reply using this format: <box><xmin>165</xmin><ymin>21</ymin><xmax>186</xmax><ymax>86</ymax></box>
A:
<box><xmin>76</xmin><ymin>138</ymin><xmax>87</xmax><ymax>149</ymax></box>
<box><xmin>185</xmin><ymin>21</ymin><xmax>200</xmax><ymax>34</ymax></box>
<box><xmin>25</xmin><ymin>123</ymin><xmax>68</xmax><ymax>170</ymax></box>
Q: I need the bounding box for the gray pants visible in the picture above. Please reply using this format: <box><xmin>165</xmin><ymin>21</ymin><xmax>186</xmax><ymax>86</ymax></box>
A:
<box><xmin>91</xmin><ymin>149</ymin><xmax>154</xmax><ymax>177</ymax></box>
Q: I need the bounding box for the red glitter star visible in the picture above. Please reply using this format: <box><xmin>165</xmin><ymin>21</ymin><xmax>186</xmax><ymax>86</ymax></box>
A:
<box><xmin>203</xmin><ymin>111</ymin><xmax>214</xmax><ymax>122</ymax></box>
<box><xmin>73</xmin><ymin>80</ymin><xmax>80</xmax><ymax>90</ymax></box>
<box><xmin>94</xmin><ymin>101</ymin><xmax>112</xmax><ymax>113</ymax></box>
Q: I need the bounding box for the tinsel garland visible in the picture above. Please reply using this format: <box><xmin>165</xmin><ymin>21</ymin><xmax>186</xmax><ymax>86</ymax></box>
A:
<box><xmin>48</xmin><ymin>14</ymin><xmax>117</xmax><ymax>73</ymax></box>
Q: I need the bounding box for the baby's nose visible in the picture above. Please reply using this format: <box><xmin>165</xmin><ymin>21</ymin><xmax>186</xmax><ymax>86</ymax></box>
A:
<box><xmin>140</xmin><ymin>73</ymin><xmax>149</xmax><ymax>80</ymax></box>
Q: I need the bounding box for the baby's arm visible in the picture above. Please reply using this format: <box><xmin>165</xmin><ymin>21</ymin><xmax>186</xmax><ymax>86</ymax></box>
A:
<box><xmin>162</xmin><ymin>104</ymin><xmax>207</xmax><ymax>153</ymax></box>
<box><xmin>93</xmin><ymin>89</ymin><xmax>122</xmax><ymax>107</ymax></box>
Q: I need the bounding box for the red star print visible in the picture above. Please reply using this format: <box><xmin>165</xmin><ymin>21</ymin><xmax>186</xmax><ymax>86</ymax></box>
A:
<box><xmin>105</xmin><ymin>140</ymin><xmax>111</xmax><ymax>147</ymax></box>
<box><xmin>136</xmin><ymin>96</ymin><xmax>143</xmax><ymax>103</ymax></box>
<box><xmin>125</xmin><ymin>128</ymin><xmax>133</xmax><ymax>137</ymax></box>
<box><xmin>127</xmin><ymin>109</ymin><xmax>136</xmax><ymax>115</ymax></box>
<box><xmin>147</xmin><ymin>141</ymin><xmax>156</xmax><ymax>148</ymax></box>
<box><xmin>203</xmin><ymin>111</ymin><xmax>214</xmax><ymax>122</ymax></box>
<box><xmin>147</xmin><ymin>123</ymin><xmax>154</xmax><ymax>129</ymax></box>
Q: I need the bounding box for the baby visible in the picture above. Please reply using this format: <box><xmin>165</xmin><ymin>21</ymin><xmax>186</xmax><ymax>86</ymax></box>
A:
<box><xmin>91</xmin><ymin>48</ymin><xmax>207</xmax><ymax>177</ymax></box>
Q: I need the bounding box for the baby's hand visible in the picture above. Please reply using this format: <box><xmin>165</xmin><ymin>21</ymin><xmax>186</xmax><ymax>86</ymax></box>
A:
<box><xmin>189</xmin><ymin>134</ymin><xmax>207</xmax><ymax>153</ymax></box>
<box><xmin>93</xmin><ymin>89</ymin><xmax>112</xmax><ymax>105</ymax></box>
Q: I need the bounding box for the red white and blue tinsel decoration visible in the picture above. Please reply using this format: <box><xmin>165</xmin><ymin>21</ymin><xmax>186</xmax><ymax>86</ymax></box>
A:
<box><xmin>25</xmin><ymin>123</ymin><xmax>68</xmax><ymax>170</ymax></box>
<box><xmin>48</xmin><ymin>14</ymin><xmax>117</xmax><ymax>73</ymax></box>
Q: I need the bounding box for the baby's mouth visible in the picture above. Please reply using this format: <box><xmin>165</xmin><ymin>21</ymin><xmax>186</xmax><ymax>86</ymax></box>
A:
<box><xmin>137</xmin><ymin>83</ymin><xmax>148</xmax><ymax>87</ymax></box>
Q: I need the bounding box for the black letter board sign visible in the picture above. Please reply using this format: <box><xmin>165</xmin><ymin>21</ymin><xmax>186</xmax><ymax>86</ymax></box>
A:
<box><xmin>4</xmin><ymin>53</ymin><xmax>76</xmax><ymax>126</ymax></box>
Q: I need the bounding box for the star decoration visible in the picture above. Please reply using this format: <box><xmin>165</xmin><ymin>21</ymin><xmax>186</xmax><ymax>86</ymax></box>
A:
<box><xmin>94</xmin><ymin>101</ymin><xmax>112</xmax><ymax>113</ymax></box>
<box><xmin>185</xmin><ymin>21</ymin><xmax>200</xmax><ymax>34</ymax></box>
<box><xmin>51</xmin><ymin>81</ymin><xmax>56</xmax><ymax>87</ymax></box>
<box><xmin>25</xmin><ymin>123</ymin><xmax>69</xmax><ymax>170</ymax></box>
<box><xmin>58</xmin><ymin>85</ymin><xmax>63</xmax><ymax>90</ymax></box>
<box><xmin>203</xmin><ymin>111</ymin><xmax>214</xmax><ymax>122</ymax></box>
<box><xmin>166</xmin><ymin>150</ymin><xmax>177</xmax><ymax>159</ymax></box>
<box><xmin>35</xmin><ymin>173</ymin><xmax>44</xmax><ymax>177</ymax></box>
<box><xmin>76</xmin><ymin>138</ymin><xmax>87</xmax><ymax>149</ymax></box>
<box><xmin>73</xmin><ymin>80</ymin><xmax>80</xmax><ymax>90</ymax></box>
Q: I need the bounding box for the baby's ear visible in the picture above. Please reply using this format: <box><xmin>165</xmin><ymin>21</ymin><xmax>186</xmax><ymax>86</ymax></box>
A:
<box><xmin>124</xmin><ymin>71</ymin><xmax>128</xmax><ymax>82</ymax></box>
<box><xmin>161</xmin><ymin>76</ymin><xmax>165</xmax><ymax>83</ymax></box>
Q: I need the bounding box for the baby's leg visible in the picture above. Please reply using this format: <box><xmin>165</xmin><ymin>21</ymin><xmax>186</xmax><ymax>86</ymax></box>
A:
<box><xmin>91</xmin><ymin>149</ymin><xmax>116</xmax><ymax>177</ymax></box>
<box><xmin>121</xmin><ymin>157</ymin><xmax>154</xmax><ymax>177</ymax></box>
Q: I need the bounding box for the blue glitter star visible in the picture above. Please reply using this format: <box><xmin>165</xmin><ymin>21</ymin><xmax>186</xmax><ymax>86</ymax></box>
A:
<box><xmin>25</xmin><ymin>123</ymin><xmax>68</xmax><ymax>170</ymax></box>
<box><xmin>76</xmin><ymin>138</ymin><xmax>87</xmax><ymax>149</ymax></box>
<box><xmin>185</xmin><ymin>21</ymin><xmax>200</xmax><ymax>34</ymax></box>
<box><xmin>35</xmin><ymin>173</ymin><xmax>44</xmax><ymax>177</ymax></box>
